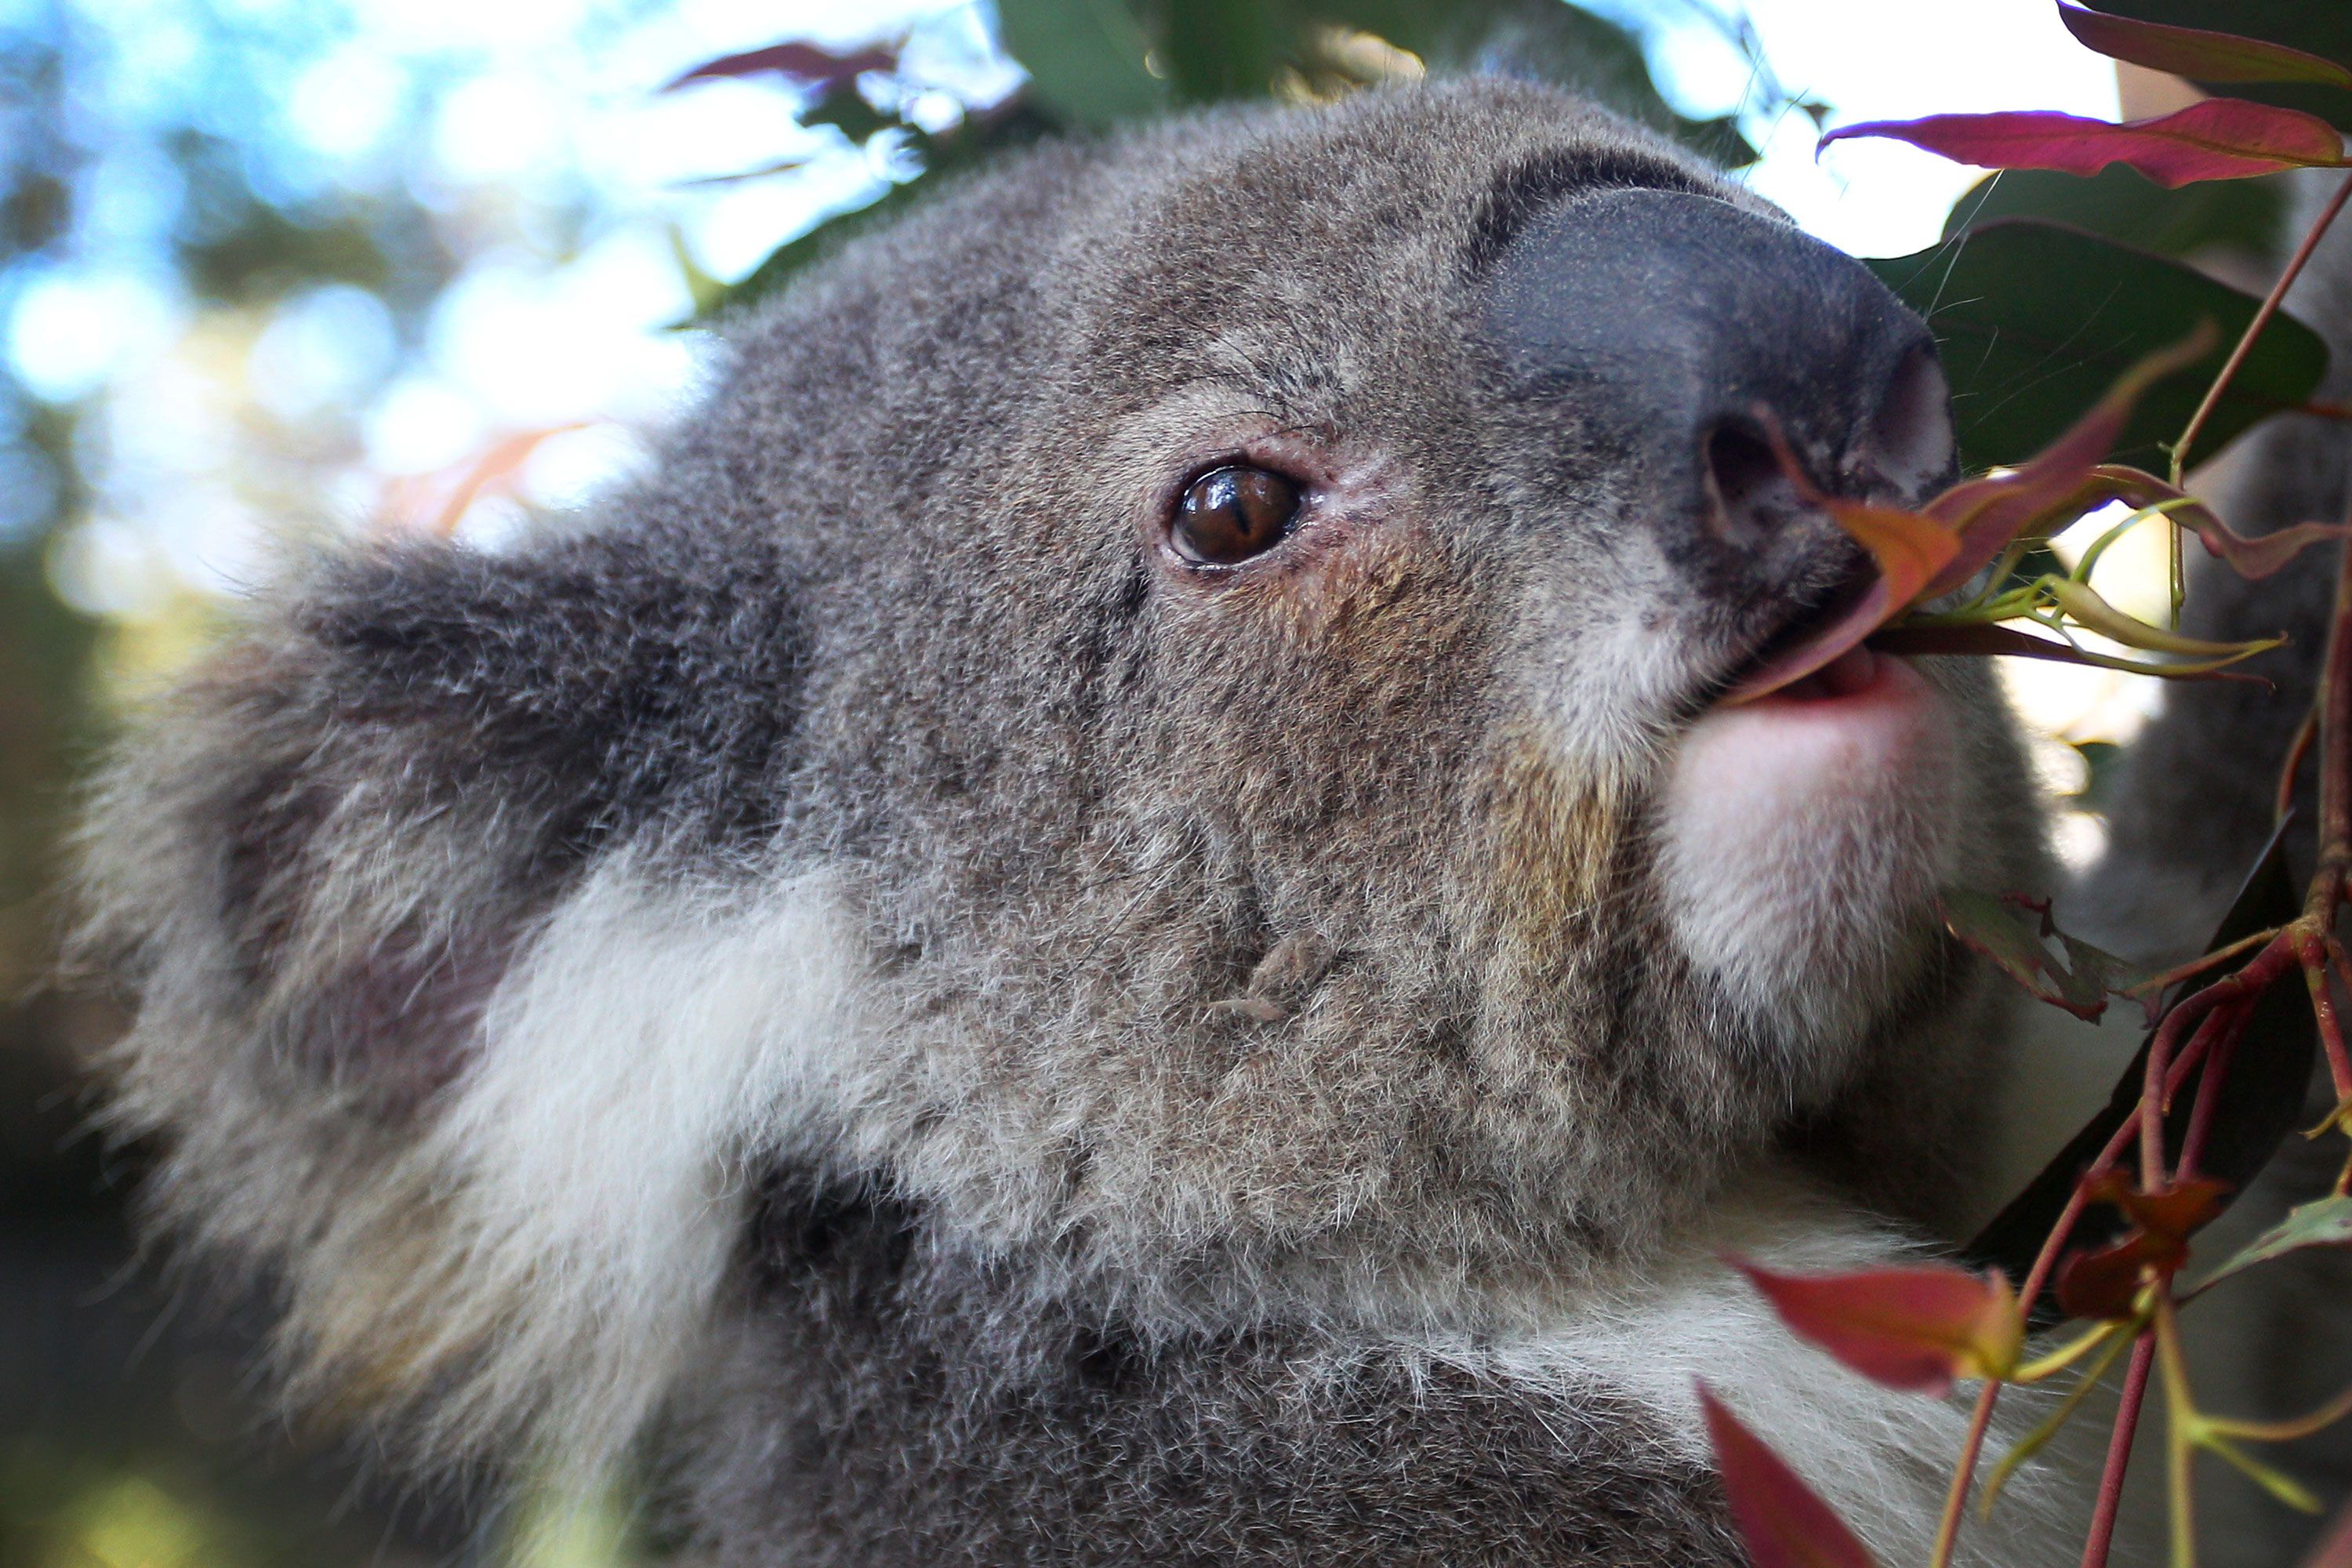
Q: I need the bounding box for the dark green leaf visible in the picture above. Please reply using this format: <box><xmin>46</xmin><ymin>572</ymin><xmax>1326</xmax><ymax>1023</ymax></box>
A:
<box><xmin>2190</xmin><ymin>1194</ymin><xmax>2352</xmax><ymax>1294</ymax></box>
<box><xmin>2086</xmin><ymin>3</ymin><xmax>2352</xmax><ymax>132</ymax></box>
<box><xmin>2060</xmin><ymin>5</ymin><xmax>2352</xmax><ymax>89</ymax></box>
<box><xmin>1160</xmin><ymin>0</ymin><xmax>1294</xmax><ymax>103</ymax></box>
<box><xmin>995</xmin><ymin>0</ymin><xmax>1167</xmax><ymax>129</ymax></box>
<box><xmin>1942</xmin><ymin>166</ymin><xmax>2288</xmax><ymax>260</ymax></box>
<box><xmin>1962</xmin><ymin>822</ymin><xmax>2317</xmax><ymax>1326</ymax></box>
<box><xmin>1866</xmin><ymin>219</ymin><xmax>2329</xmax><ymax>469</ymax></box>
<box><xmin>1325</xmin><ymin>0</ymin><xmax>1757</xmax><ymax>163</ymax></box>
<box><xmin>802</xmin><ymin>85</ymin><xmax>898</xmax><ymax>144</ymax></box>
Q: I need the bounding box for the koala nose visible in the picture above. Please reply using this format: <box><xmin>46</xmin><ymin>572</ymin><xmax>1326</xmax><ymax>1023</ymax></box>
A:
<box><xmin>1480</xmin><ymin>187</ymin><xmax>1954</xmax><ymax>581</ymax></box>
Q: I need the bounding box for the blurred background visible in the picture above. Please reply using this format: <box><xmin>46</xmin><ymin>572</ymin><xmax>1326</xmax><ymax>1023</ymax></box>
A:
<box><xmin>0</xmin><ymin>1</ymin><xmax>2321</xmax><ymax>1563</ymax></box>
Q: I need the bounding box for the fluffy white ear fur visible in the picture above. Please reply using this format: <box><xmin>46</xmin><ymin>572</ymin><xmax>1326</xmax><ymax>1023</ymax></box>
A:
<box><xmin>384</xmin><ymin>852</ymin><xmax>868</xmax><ymax>1465</ymax></box>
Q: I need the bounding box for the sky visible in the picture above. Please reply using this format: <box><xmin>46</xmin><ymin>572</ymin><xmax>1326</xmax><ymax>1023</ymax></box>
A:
<box><xmin>7</xmin><ymin>0</ymin><xmax>2126</xmax><ymax>522</ymax></box>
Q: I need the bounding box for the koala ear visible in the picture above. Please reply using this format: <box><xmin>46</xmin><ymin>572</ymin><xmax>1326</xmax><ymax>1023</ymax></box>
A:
<box><xmin>91</xmin><ymin>522</ymin><xmax>804</xmax><ymax>1098</ymax></box>
<box><xmin>77</xmin><ymin>518</ymin><xmax>811</xmax><ymax>1462</ymax></box>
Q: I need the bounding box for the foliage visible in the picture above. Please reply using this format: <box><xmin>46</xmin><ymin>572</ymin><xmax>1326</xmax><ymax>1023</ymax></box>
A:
<box><xmin>692</xmin><ymin>0</ymin><xmax>1779</xmax><ymax>320</ymax></box>
<box><xmin>1697</xmin><ymin>12</ymin><xmax>2352</xmax><ymax>1566</ymax></box>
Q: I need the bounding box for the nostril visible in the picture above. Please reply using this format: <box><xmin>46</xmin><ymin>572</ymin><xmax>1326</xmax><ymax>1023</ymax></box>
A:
<box><xmin>1702</xmin><ymin>419</ymin><xmax>1806</xmax><ymax>550</ymax></box>
<box><xmin>1870</xmin><ymin>343</ymin><xmax>1956</xmax><ymax>497</ymax></box>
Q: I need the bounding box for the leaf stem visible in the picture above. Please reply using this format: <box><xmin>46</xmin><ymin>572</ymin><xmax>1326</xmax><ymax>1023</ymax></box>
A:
<box><xmin>2157</xmin><ymin>1300</ymin><xmax>2198</xmax><ymax>1568</ymax></box>
<box><xmin>2169</xmin><ymin>168</ymin><xmax>2352</xmax><ymax>492</ymax></box>
<box><xmin>2082</xmin><ymin>1332</ymin><xmax>2158</xmax><ymax>1568</ymax></box>
<box><xmin>2168</xmin><ymin>168</ymin><xmax>2352</xmax><ymax>619</ymax></box>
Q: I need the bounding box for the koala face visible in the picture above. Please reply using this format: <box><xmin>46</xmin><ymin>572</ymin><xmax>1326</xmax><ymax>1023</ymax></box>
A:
<box><xmin>80</xmin><ymin>76</ymin><xmax>2043</xmax><ymax>1489</ymax></box>
<box><xmin>712</xmin><ymin>82</ymin><xmax>2039</xmax><ymax>1283</ymax></box>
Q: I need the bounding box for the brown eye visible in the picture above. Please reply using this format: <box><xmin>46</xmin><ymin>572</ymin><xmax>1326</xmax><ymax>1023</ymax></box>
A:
<box><xmin>1171</xmin><ymin>465</ymin><xmax>1302</xmax><ymax>565</ymax></box>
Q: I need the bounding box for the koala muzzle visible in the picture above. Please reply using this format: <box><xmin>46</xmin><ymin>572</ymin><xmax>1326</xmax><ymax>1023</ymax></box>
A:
<box><xmin>1482</xmin><ymin>187</ymin><xmax>1953</xmax><ymax>597</ymax></box>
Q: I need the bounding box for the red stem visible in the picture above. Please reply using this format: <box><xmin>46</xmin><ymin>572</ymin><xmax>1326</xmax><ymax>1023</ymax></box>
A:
<box><xmin>2079</xmin><ymin>1333</ymin><xmax>2157</xmax><ymax>1568</ymax></box>
<box><xmin>2172</xmin><ymin>169</ymin><xmax>2352</xmax><ymax>485</ymax></box>
<box><xmin>2136</xmin><ymin>943</ymin><xmax>2295</xmax><ymax>1189</ymax></box>
<box><xmin>2279</xmin><ymin>705</ymin><xmax>2320</xmax><ymax>823</ymax></box>
<box><xmin>2177</xmin><ymin>1016</ymin><xmax>2243</xmax><ymax>1181</ymax></box>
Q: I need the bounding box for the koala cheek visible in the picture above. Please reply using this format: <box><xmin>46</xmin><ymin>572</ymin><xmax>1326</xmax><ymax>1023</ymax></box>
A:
<box><xmin>1657</xmin><ymin>656</ymin><xmax>1958</xmax><ymax>1065</ymax></box>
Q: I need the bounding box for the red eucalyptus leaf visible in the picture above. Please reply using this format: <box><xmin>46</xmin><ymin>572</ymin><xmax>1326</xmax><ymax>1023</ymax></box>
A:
<box><xmin>1730</xmin><ymin>1255</ymin><xmax>2021</xmax><ymax>1393</ymax></box>
<box><xmin>1720</xmin><ymin>577</ymin><xmax>1899</xmax><ymax>706</ymax></box>
<box><xmin>1698</xmin><ymin>1385</ymin><xmax>1881</xmax><ymax>1568</ymax></box>
<box><xmin>2189</xmin><ymin>515</ymin><xmax>2352</xmax><ymax>579</ymax></box>
<box><xmin>1726</xmin><ymin>333</ymin><xmax>2216</xmax><ymax>702</ymax></box>
<box><xmin>2056</xmin><ymin>5</ymin><xmax>2352</xmax><ymax>89</ymax></box>
<box><xmin>1820</xmin><ymin>101</ymin><xmax>2347</xmax><ymax>187</ymax></box>
<box><xmin>2063</xmin><ymin>464</ymin><xmax>2352</xmax><ymax>581</ymax></box>
<box><xmin>2057</xmin><ymin>1174</ymin><xmax>2230</xmax><ymax>1319</ymax></box>
<box><xmin>2090</xmin><ymin>1171</ymin><xmax>2231</xmax><ymax>1243</ymax></box>
<box><xmin>664</xmin><ymin>41</ymin><xmax>899</xmax><ymax>93</ymax></box>
<box><xmin>2057</xmin><ymin>1230</ymin><xmax>2173</xmax><ymax>1319</ymax></box>
<box><xmin>2301</xmin><ymin>1497</ymin><xmax>2352</xmax><ymax>1568</ymax></box>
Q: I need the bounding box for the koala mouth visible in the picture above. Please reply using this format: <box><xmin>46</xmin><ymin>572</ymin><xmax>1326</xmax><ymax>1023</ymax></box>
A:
<box><xmin>1712</xmin><ymin>557</ymin><xmax>1887</xmax><ymax>707</ymax></box>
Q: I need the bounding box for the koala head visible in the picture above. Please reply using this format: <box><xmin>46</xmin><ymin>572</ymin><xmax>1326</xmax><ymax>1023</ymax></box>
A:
<box><xmin>79</xmin><ymin>77</ymin><xmax>2042</xmax><ymax>1467</ymax></box>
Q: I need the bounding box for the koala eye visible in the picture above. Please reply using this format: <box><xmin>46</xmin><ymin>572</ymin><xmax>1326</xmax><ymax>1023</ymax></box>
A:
<box><xmin>1171</xmin><ymin>465</ymin><xmax>1302</xmax><ymax>565</ymax></box>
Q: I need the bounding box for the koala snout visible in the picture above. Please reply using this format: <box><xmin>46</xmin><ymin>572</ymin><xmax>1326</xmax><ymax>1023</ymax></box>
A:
<box><xmin>1481</xmin><ymin>187</ymin><xmax>1955</xmax><ymax>614</ymax></box>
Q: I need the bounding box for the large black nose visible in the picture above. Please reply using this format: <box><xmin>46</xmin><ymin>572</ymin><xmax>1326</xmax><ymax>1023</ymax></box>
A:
<box><xmin>1481</xmin><ymin>187</ymin><xmax>1953</xmax><ymax>584</ymax></box>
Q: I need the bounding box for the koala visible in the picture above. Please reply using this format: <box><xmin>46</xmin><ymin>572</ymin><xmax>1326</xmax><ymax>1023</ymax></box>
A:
<box><xmin>79</xmin><ymin>78</ymin><xmax>2068</xmax><ymax>1565</ymax></box>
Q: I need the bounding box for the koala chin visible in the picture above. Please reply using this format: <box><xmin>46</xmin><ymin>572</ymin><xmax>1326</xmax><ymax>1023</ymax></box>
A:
<box><xmin>79</xmin><ymin>77</ymin><xmax>2070</xmax><ymax>1566</ymax></box>
<box><xmin>1663</xmin><ymin>653</ymin><xmax>1959</xmax><ymax>1071</ymax></box>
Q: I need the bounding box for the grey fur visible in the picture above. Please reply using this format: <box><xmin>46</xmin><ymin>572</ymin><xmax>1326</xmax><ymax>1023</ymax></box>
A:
<box><xmin>78</xmin><ymin>79</ymin><xmax>2053</xmax><ymax>1563</ymax></box>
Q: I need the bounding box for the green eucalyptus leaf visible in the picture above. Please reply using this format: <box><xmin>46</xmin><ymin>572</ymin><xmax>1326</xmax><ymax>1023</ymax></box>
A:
<box><xmin>2190</xmin><ymin>1194</ymin><xmax>2352</xmax><ymax>1296</ymax></box>
<box><xmin>995</xmin><ymin>0</ymin><xmax>1167</xmax><ymax>129</ymax></box>
<box><xmin>1866</xmin><ymin>219</ymin><xmax>2329</xmax><ymax>469</ymax></box>
<box><xmin>1160</xmin><ymin>0</ymin><xmax>1294</xmax><ymax>103</ymax></box>
<box><xmin>1330</xmin><ymin>0</ymin><xmax>1755</xmax><ymax>163</ymax></box>
<box><xmin>1938</xmin><ymin>887</ymin><xmax>2148</xmax><ymax>1022</ymax></box>
<box><xmin>1942</xmin><ymin>166</ymin><xmax>2288</xmax><ymax>260</ymax></box>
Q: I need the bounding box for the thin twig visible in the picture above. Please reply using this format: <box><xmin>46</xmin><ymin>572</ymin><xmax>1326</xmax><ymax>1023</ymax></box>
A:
<box><xmin>2279</xmin><ymin>705</ymin><xmax>2319</xmax><ymax>823</ymax></box>
<box><xmin>2081</xmin><ymin>1334</ymin><xmax>2157</xmax><ymax>1568</ymax></box>
<box><xmin>2170</xmin><ymin>169</ymin><xmax>2352</xmax><ymax>488</ymax></box>
<box><xmin>2167</xmin><ymin>168</ymin><xmax>2352</xmax><ymax>617</ymax></box>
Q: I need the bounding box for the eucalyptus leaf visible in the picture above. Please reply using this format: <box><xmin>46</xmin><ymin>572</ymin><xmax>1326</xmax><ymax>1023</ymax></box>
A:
<box><xmin>2190</xmin><ymin>1194</ymin><xmax>2352</xmax><ymax>1296</ymax></box>
<box><xmin>1867</xmin><ymin>219</ymin><xmax>2329</xmax><ymax>470</ymax></box>
<box><xmin>2087</xmin><ymin>2</ymin><xmax>2352</xmax><ymax>133</ymax></box>
<box><xmin>1936</xmin><ymin>887</ymin><xmax>2147</xmax><ymax>1023</ymax></box>
<box><xmin>1942</xmin><ymin>166</ymin><xmax>2288</xmax><ymax>260</ymax></box>
<box><xmin>994</xmin><ymin>0</ymin><xmax>1167</xmax><ymax>129</ymax></box>
<box><xmin>1333</xmin><ymin>0</ymin><xmax>1756</xmax><ymax>163</ymax></box>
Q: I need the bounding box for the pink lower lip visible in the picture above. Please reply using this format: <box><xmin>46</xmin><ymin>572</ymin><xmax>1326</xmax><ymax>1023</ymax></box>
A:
<box><xmin>1744</xmin><ymin>644</ymin><xmax>1892</xmax><ymax>706</ymax></box>
<box><xmin>1674</xmin><ymin>652</ymin><xmax>1944</xmax><ymax>839</ymax></box>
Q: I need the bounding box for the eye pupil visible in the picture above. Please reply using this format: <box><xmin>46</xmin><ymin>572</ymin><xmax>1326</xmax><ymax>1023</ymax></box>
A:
<box><xmin>1171</xmin><ymin>465</ymin><xmax>1302</xmax><ymax>564</ymax></box>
